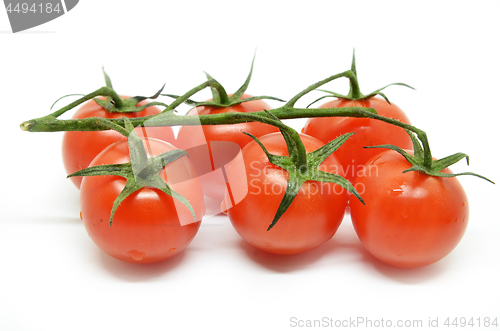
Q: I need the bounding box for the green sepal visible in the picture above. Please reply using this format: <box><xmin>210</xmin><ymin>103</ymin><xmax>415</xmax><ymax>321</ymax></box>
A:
<box><xmin>242</xmin><ymin>132</ymin><xmax>292</xmax><ymax>167</ymax></box>
<box><xmin>92</xmin><ymin>71</ymin><xmax>168</xmax><ymax>114</ymax></box>
<box><xmin>93</xmin><ymin>97</ymin><xmax>115</xmax><ymax>111</ymax></box>
<box><xmin>144</xmin><ymin>172</ymin><xmax>197</xmax><ymax>226</ymax></box>
<box><xmin>263</xmin><ymin>110</ymin><xmax>299</xmax><ymax>162</ymax></box>
<box><xmin>97</xmin><ymin>68</ymin><xmax>119</xmax><ymax>111</ymax></box>
<box><xmin>94</xmin><ymin>97</ymin><xmax>169</xmax><ymax>114</ymax></box>
<box><xmin>108</xmin><ymin>179</ymin><xmax>142</xmax><ymax>226</ymax></box>
<box><xmin>126</xmin><ymin>118</ymin><xmax>197</xmax><ymax>222</ymax></box>
<box><xmin>162</xmin><ymin>93</ymin><xmax>285</xmax><ymax>109</ymax></box>
<box><xmin>194</xmin><ymin>95</ymin><xmax>286</xmax><ymax>108</ymax></box>
<box><xmin>244</xmin><ymin>128</ymin><xmax>361</xmax><ymax>231</ymax></box>
<box><xmin>204</xmin><ymin>71</ymin><xmax>226</xmax><ymax>104</ymax></box>
<box><xmin>133</xmin><ymin>101</ymin><xmax>170</xmax><ymax>113</ymax></box>
<box><xmin>406</xmin><ymin>128</ymin><xmax>424</xmax><ymax>159</ymax></box>
<box><xmin>67</xmin><ymin>163</ymin><xmax>132</xmax><ymax>179</ymax></box>
<box><xmin>365</xmin><ymin>131</ymin><xmax>494</xmax><ymax>183</ymax></box>
<box><xmin>138</xmin><ymin>149</ymin><xmax>188</xmax><ymax>178</ymax></box>
<box><xmin>306</xmin><ymin>91</ymin><xmax>346</xmax><ymax>108</ymax></box>
<box><xmin>308</xmin><ymin>82</ymin><xmax>415</xmax><ymax>108</ymax></box>
<box><xmin>267</xmin><ymin>176</ymin><xmax>306</xmax><ymax>231</ymax></box>
<box><xmin>129</xmin><ymin>84</ymin><xmax>165</xmax><ymax>103</ymax></box>
<box><xmin>162</xmin><ymin>55</ymin><xmax>285</xmax><ymax>109</ymax></box>
<box><xmin>50</xmin><ymin>94</ymin><xmax>86</xmax><ymax>110</ymax></box>
<box><xmin>103</xmin><ymin>67</ymin><xmax>113</xmax><ymax>89</ymax></box>
<box><xmin>307</xmin><ymin>50</ymin><xmax>414</xmax><ymax>108</ymax></box>
<box><xmin>231</xmin><ymin>52</ymin><xmax>256</xmax><ymax>101</ymax></box>
<box><xmin>106</xmin><ymin>85</ymin><xmax>168</xmax><ymax>114</ymax></box>
<box><xmin>306</xmin><ymin>132</ymin><xmax>365</xmax><ymax>204</ymax></box>
<box><xmin>102</xmin><ymin>67</ymin><xmax>115</xmax><ymax>106</ymax></box>
<box><xmin>68</xmin><ymin>123</ymin><xmax>197</xmax><ymax>226</ymax></box>
<box><xmin>312</xmin><ymin>170</ymin><xmax>364</xmax><ymax>205</ymax></box>
<box><xmin>363</xmin><ymin>83</ymin><xmax>415</xmax><ymax>104</ymax></box>
<box><xmin>307</xmin><ymin>132</ymin><xmax>355</xmax><ymax>168</ymax></box>
<box><xmin>100</xmin><ymin>68</ymin><xmax>166</xmax><ymax>110</ymax></box>
<box><xmin>48</xmin><ymin>69</ymin><xmax>169</xmax><ymax>116</ymax></box>
<box><xmin>161</xmin><ymin>94</ymin><xmax>198</xmax><ymax>106</ymax></box>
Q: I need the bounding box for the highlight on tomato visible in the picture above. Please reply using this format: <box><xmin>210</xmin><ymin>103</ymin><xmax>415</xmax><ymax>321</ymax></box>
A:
<box><xmin>349</xmin><ymin>132</ymin><xmax>493</xmax><ymax>268</ymax></box>
<box><xmin>175</xmin><ymin>60</ymin><xmax>282</xmax><ymax>201</ymax></box>
<box><xmin>62</xmin><ymin>71</ymin><xmax>175</xmax><ymax>188</ymax></box>
<box><xmin>302</xmin><ymin>52</ymin><xmax>413</xmax><ymax>183</ymax></box>
<box><xmin>70</xmin><ymin>121</ymin><xmax>204</xmax><ymax>264</ymax></box>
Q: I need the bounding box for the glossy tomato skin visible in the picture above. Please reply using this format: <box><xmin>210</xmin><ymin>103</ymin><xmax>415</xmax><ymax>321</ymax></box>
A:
<box><xmin>350</xmin><ymin>150</ymin><xmax>469</xmax><ymax>268</ymax></box>
<box><xmin>302</xmin><ymin>97</ymin><xmax>412</xmax><ymax>183</ymax></box>
<box><xmin>223</xmin><ymin>132</ymin><xmax>348</xmax><ymax>255</ymax></box>
<box><xmin>176</xmin><ymin>95</ymin><xmax>279</xmax><ymax>201</ymax></box>
<box><xmin>62</xmin><ymin>97</ymin><xmax>175</xmax><ymax>188</ymax></box>
<box><xmin>80</xmin><ymin>138</ymin><xmax>204</xmax><ymax>264</ymax></box>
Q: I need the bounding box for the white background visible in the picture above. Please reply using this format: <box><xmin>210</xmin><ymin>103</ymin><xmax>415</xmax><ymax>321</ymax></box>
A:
<box><xmin>1</xmin><ymin>1</ymin><xmax>499</xmax><ymax>330</ymax></box>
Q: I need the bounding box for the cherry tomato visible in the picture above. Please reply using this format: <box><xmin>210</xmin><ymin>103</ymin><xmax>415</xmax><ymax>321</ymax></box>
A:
<box><xmin>62</xmin><ymin>97</ymin><xmax>175</xmax><ymax>188</ymax></box>
<box><xmin>79</xmin><ymin>138</ymin><xmax>205</xmax><ymax>264</ymax></box>
<box><xmin>349</xmin><ymin>150</ymin><xmax>469</xmax><ymax>268</ymax></box>
<box><xmin>176</xmin><ymin>95</ymin><xmax>279</xmax><ymax>201</ymax></box>
<box><xmin>302</xmin><ymin>97</ymin><xmax>412</xmax><ymax>182</ymax></box>
<box><xmin>223</xmin><ymin>132</ymin><xmax>348</xmax><ymax>255</ymax></box>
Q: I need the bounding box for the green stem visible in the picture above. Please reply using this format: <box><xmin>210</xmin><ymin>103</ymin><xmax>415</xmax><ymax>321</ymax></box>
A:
<box><xmin>20</xmin><ymin>77</ymin><xmax>433</xmax><ymax>167</ymax></box>
<box><xmin>214</xmin><ymin>86</ymin><xmax>230</xmax><ymax>105</ymax></box>
<box><xmin>356</xmin><ymin>109</ymin><xmax>433</xmax><ymax>167</ymax></box>
<box><xmin>50</xmin><ymin>86</ymin><xmax>123</xmax><ymax>118</ymax></box>
<box><xmin>346</xmin><ymin>71</ymin><xmax>363</xmax><ymax>99</ymax></box>
<box><xmin>21</xmin><ymin>105</ymin><xmax>428</xmax><ymax>167</ymax></box>
<box><xmin>228</xmin><ymin>112</ymin><xmax>308</xmax><ymax>168</ymax></box>
<box><xmin>20</xmin><ymin>106</ymin><xmax>373</xmax><ymax>132</ymax></box>
<box><xmin>98</xmin><ymin>118</ymin><xmax>130</xmax><ymax>137</ymax></box>
<box><xmin>204</xmin><ymin>72</ymin><xmax>230</xmax><ymax>105</ymax></box>
<box><xmin>166</xmin><ymin>79</ymin><xmax>221</xmax><ymax>111</ymax></box>
<box><xmin>285</xmin><ymin>70</ymin><xmax>352</xmax><ymax>108</ymax></box>
<box><xmin>346</xmin><ymin>52</ymin><xmax>363</xmax><ymax>99</ymax></box>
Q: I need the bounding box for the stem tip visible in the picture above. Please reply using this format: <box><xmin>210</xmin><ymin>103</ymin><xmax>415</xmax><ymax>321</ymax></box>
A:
<box><xmin>20</xmin><ymin>121</ymin><xmax>33</xmax><ymax>131</ymax></box>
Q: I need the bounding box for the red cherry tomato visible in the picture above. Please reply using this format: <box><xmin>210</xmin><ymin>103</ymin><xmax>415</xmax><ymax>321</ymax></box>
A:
<box><xmin>176</xmin><ymin>95</ymin><xmax>279</xmax><ymax>201</ymax></box>
<box><xmin>223</xmin><ymin>132</ymin><xmax>348</xmax><ymax>255</ymax></box>
<box><xmin>62</xmin><ymin>97</ymin><xmax>175</xmax><ymax>188</ymax></box>
<box><xmin>349</xmin><ymin>150</ymin><xmax>469</xmax><ymax>268</ymax></box>
<box><xmin>79</xmin><ymin>138</ymin><xmax>205</xmax><ymax>264</ymax></box>
<box><xmin>302</xmin><ymin>97</ymin><xmax>412</xmax><ymax>182</ymax></box>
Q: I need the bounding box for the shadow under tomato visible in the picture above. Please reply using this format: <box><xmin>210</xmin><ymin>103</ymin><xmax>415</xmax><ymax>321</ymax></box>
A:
<box><xmin>358</xmin><ymin>247</ymin><xmax>450</xmax><ymax>284</ymax></box>
<box><xmin>239</xmin><ymin>238</ymin><xmax>342</xmax><ymax>273</ymax></box>
<box><xmin>98</xmin><ymin>249</ymin><xmax>188</xmax><ymax>282</ymax></box>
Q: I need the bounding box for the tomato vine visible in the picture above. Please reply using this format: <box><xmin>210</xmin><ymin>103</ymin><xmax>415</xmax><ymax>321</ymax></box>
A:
<box><xmin>19</xmin><ymin>57</ymin><xmax>493</xmax><ymax>231</ymax></box>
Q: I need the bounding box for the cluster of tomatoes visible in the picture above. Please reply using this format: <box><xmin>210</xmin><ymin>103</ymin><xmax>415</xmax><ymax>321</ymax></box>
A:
<box><xmin>59</xmin><ymin>71</ymin><xmax>472</xmax><ymax>269</ymax></box>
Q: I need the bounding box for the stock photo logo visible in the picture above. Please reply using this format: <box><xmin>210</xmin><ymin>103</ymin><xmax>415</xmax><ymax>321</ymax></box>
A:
<box><xmin>3</xmin><ymin>0</ymin><xmax>79</xmax><ymax>33</ymax></box>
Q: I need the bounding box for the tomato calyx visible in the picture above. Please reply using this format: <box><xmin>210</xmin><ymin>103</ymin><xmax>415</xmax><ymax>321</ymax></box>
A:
<box><xmin>307</xmin><ymin>50</ymin><xmax>414</xmax><ymax>108</ymax></box>
<box><xmin>366</xmin><ymin>130</ymin><xmax>495</xmax><ymax>183</ymax></box>
<box><xmin>162</xmin><ymin>55</ymin><xmax>285</xmax><ymax>108</ymax></box>
<box><xmin>244</xmin><ymin>113</ymin><xmax>364</xmax><ymax>231</ymax></box>
<box><xmin>92</xmin><ymin>85</ymin><xmax>167</xmax><ymax>114</ymax></box>
<box><xmin>68</xmin><ymin>118</ymin><xmax>198</xmax><ymax>226</ymax></box>
<box><xmin>42</xmin><ymin>68</ymin><xmax>171</xmax><ymax>120</ymax></box>
<box><xmin>91</xmin><ymin>68</ymin><xmax>168</xmax><ymax>114</ymax></box>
